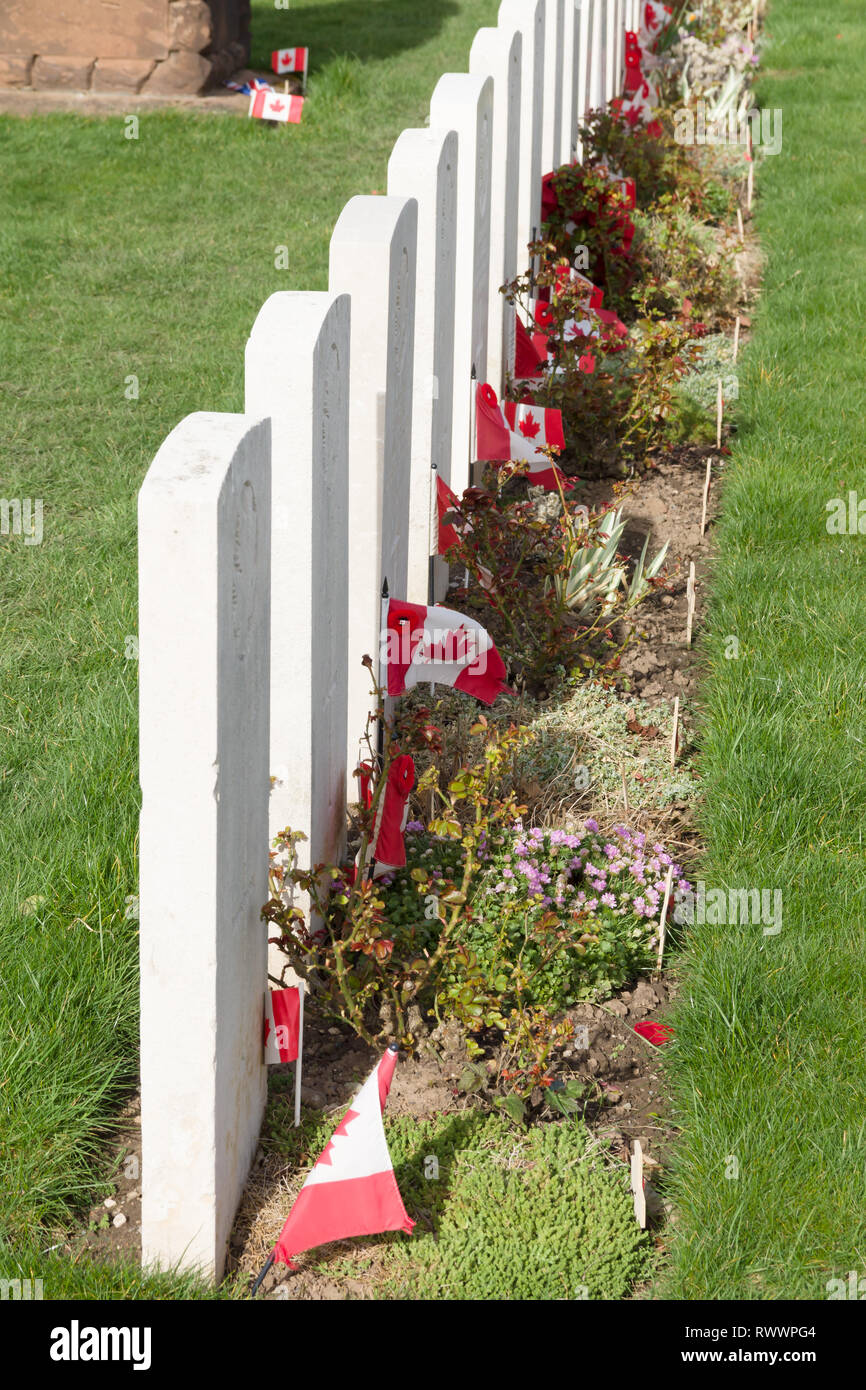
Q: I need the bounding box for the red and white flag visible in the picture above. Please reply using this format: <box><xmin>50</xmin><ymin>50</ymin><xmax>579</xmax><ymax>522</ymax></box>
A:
<box><xmin>272</xmin><ymin>1046</ymin><xmax>414</xmax><ymax>1268</ymax></box>
<box><xmin>383</xmin><ymin>597</ymin><xmax>508</xmax><ymax>705</ymax></box>
<box><xmin>514</xmin><ymin>312</ymin><xmax>545</xmax><ymax>379</ymax></box>
<box><xmin>435</xmin><ymin>474</ymin><xmax>462</xmax><ymax>555</ymax></box>
<box><xmin>475</xmin><ymin>382</ymin><xmax>570</xmax><ymax>492</ymax></box>
<box><xmin>249</xmin><ymin>89</ymin><xmax>304</xmax><ymax>123</ymax></box>
<box><xmin>364</xmin><ymin>753</ymin><xmax>415</xmax><ymax>875</ymax></box>
<box><xmin>639</xmin><ymin>2</ymin><xmax>673</xmax><ymax>53</ymax></box>
<box><xmin>264</xmin><ymin>986</ymin><xmax>302</xmax><ymax>1064</ymax></box>
<box><xmin>624</xmin><ymin>32</ymin><xmax>643</xmax><ymax>93</ymax></box>
<box><xmin>271</xmin><ymin>47</ymin><xmax>309</xmax><ymax>77</ymax></box>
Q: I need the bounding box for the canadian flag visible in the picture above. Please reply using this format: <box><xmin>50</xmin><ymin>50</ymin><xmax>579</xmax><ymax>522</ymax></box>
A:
<box><xmin>514</xmin><ymin>312</ymin><xmax>545</xmax><ymax>379</ymax></box>
<box><xmin>435</xmin><ymin>474</ymin><xmax>462</xmax><ymax>555</ymax></box>
<box><xmin>249</xmin><ymin>89</ymin><xmax>305</xmax><ymax>123</ymax></box>
<box><xmin>383</xmin><ymin>597</ymin><xmax>508</xmax><ymax>705</ymax></box>
<box><xmin>272</xmin><ymin>1046</ymin><xmax>414</xmax><ymax>1268</ymax></box>
<box><xmin>264</xmin><ymin>986</ymin><xmax>302</xmax><ymax>1064</ymax></box>
<box><xmin>433</xmin><ymin>476</ymin><xmax>495</xmax><ymax>590</ymax></box>
<box><xmin>271</xmin><ymin>47</ymin><xmax>309</xmax><ymax>76</ymax></box>
<box><xmin>475</xmin><ymin>382</ymin><xmax>570</xmax><ymax>492</ymax></box>
<box><xmin>364</xmin><ymin>753</ymin><xmax>415</xmax><ymax>874</ymax></box>
<box><xmin>639</xmin><ymin>2</ymin><xmax>673</xmax><ymax>52</ymax></box>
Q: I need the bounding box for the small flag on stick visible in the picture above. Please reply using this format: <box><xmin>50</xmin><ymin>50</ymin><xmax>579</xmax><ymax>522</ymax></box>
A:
<box><xmin>270</xmin><ymin>1046</ymin><xmax>414</xmax><ymax>1270</ymax></box>
<box><xmin>249</xmin><ymin>88</ymin><xmax>304</xmax><ymax>123</ymax></box>
<box><xmin>271</xmin><ymin>47</ymin><xmax>309</xmax><ymax>93</ymax></box>
<box><xmin>383</xmin><ymin>597</ymin><xmax>509</xmax><ymax>705</ymax></box>
<box><xmin>264</xmin><ymin>986</ymin><xmax>304</xmax><ymax>1127</ymax></box>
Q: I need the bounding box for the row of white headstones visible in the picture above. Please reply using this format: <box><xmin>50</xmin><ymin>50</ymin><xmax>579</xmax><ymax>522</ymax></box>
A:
<box><xmin>138</xmin><ymin>0</ymin><xmax>640</xmax><ymax>1278</ymax></box>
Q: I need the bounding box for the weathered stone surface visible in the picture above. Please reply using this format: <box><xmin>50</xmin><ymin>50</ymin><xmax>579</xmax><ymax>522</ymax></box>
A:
<box><xmin>2</xmin><ymin>1</ymin><xmax>169</xmax><ymax>61</ymax></box>
<box><xmin>143</xmin><ymin>49</ymin><xmax>212</xmax><ymax>94</ymax></box>
<box><xmin>0</xmin><ymin>55</ymin><xmax>33</xmax><ymax>87</ymax></box>
<box><xmin>91</xmin><ymin>58</ymin><xmax>156</xmax><ymax>93</ymax></box>
<box><xmin>169</xmin><ymin>0</ymin><xmax>212</xmax><ymax>52</ymax></box>
<box><xmin>32</xmin><ymin>56</ymin><xmax>95</xmax><ymax>91</ymax></box>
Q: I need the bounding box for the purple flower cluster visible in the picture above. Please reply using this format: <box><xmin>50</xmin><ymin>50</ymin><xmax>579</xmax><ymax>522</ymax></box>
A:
<box><xmin>485</xmin><ymin>819</ymin><xmax>690</xmax><ymax>931</ymax></box>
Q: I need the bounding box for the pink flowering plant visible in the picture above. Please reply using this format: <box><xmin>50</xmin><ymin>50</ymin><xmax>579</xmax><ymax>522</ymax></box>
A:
<box><xmin>464</xmin><ymin>820</ymin><xmax>691</xmax><ymax>1008</ymax></box>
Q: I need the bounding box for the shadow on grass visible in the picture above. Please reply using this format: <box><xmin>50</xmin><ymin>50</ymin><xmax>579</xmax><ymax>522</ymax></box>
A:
<box><xmin>250</xmin><ymin>0</ymin><xmax>461</xmax><ymax>74</ymax></box>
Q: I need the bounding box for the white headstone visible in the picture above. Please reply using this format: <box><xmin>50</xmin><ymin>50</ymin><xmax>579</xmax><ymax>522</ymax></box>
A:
<box><xmin>329</xmin><ymin>196</ymin><xmax>417</xmax><ymax>775</ymax></box>
<box><xmin>604</xmin><ymin>0</ymin><xmax>616</xmax><ymax>106</ymax></box>
<box><xmin>498</xmin><ymin>0</ymin><xmax>545</xmax><ymax>280</ymax></box>
<box><xmin>575</xmin><ymin>0</ymin><xmax>591</xmax><ymax>156</ymax></box>
<box><xmin>387</xmin><ymin>128</ymin><xmax>458</xmax><ymax>605</ymax></box>
<box><xmin>429</xmin><ymin>74</ymin><xmax>493</xmax><ymax>495</ymax></box>
<box><xmin>139</xmin><ymin>411</ymin><xmax>271</xmax><ymax>1280</ymax></box>
<box><xmin>560</xmin><ymin>0</ymin><xmax>580</xmax><ymax>164</ymax></box>
<box><xmin>590</xmin><ymin>0</ymin><xmax>605</xmax><ymax>111</ymax></box>
<box><xmin>244</xmin><ymin>292</ymin><xmax>350</xmax><ymax>966</ymax></box>
<box><xmin>470</xmin><ymin>26</ymin><xmax>522</xmax><ymax>397</ymax></box>
<box><xmin>542</xmin><ymin>0</ymin><xmax>566</xmax><ymax>171</ymax></box>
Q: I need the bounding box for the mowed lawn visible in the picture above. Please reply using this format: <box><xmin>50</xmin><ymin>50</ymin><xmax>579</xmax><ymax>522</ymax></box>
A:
<box><xmin>0</xmin><ymin>0</ymin><xmax>498</xmax><ymax>1274</ymax></box>
<box><xmin>663</xmin><ymin>0</ymin><xmax>866</xmax><ymax>1299</ymax></box>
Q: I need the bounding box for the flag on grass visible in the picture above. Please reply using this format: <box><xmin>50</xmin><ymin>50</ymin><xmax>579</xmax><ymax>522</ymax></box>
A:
<box><xmin>225</xmin><ymin>76</ymin><xmax>272</xmax><ymax>95</ymax></box>
<box><xmin>272</xmin><ymin>1047</ymin><xmax>414</xmax><ymax>1268</ymax></box>
<box><xmin>249</xmin><ymin>89</ymin><xmax>304</xmax><ymax>123</ymax></box>
<box><xmin>271</xmin><ymin>47</ymin><xmax>309</xmax><ymax>77</ymax></box>
<box><xmin>475</xmin><ymin>381</ymin><xmax>570</xmax><ymax>492</ymax></box>
<box><xmin>383</xmin><ymin>597</ymin><xmax>508</xmax><ymax>705</ymax></box>
<box><xmin>264</xmin><ymin>986</ymin><xmax>302</xmax><ymax>1064</ymax></box>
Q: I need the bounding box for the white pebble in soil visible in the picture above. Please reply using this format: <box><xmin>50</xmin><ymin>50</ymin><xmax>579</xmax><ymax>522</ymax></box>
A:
<box><xmin>112</xmin><ymin>1213</ymin><xmax>128</xmax><ymax>1228</ymax></box>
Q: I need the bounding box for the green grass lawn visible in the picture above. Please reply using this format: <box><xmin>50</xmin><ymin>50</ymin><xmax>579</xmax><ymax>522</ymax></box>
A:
<box><xmin>0</xmin><ymin>0</ymin><xmax>498</xmax><ymax>1287</ymax></box>
<box><xmin>662</xmin><ymin>0</ymin><xmax>866</xmax><ymax>1300</ymax></box>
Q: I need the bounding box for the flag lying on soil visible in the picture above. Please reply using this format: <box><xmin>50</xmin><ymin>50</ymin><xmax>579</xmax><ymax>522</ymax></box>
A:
<box><xmin>249</xmin><ymin>89</ymin><xmax>305</xmax><ymax>123</ymax></box>
<box><xmin>383</xmin><ymin>597</ymin><xmax>508</xmax><ymax>705</ymax></box>
<box><xmin>272</xmin><ymin>1047</ymin><xmax>414</xmax><ymax>1268</ymax></box>
<box><xmin>272</xmin><ymin>47</ymin><xmax>309</xmax><ymax>76</ymax></box>
<box><xmin>264</xmin><ymin>986</ymin><xmax>302</xmax><ymax>1064</ymax></box>
<box><xmin>475</xmin><ymin>382</ymin><xmax>570</xmax><ymax>492</ymax></box>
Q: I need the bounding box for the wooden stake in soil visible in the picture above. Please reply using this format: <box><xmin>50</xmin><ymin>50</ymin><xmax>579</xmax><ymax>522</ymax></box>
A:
<box><xmin>685</xmin><ymin>561</ymin><xmax>696</xmax><ymax>648</ymax></box>
<box><xmin>670</xmin><ymin>696</ymin><xmax>680</xmax><ymax>769</ymax></box>
<box><xmin>655</xmin><ymin>862</ymin><xmax>675</xmax><ymax>979</ymax></box>
<box><xmin>733</xmin><ymin>314</ymin><xmax>741</xmax><ymax>363</ymax></box>
<box><xmin>700</xmin><ymin>458</ymin><xmax>712</xmax><ymax>537</ymax></box>
<box><xmin>631</xmin><ymin>1140</ymin><xmax>647</xmax><ymax>1229</ymax></box>
<box><xmin>737</xmin><ymin>206</ymin><xmax>745</xmax><ymax>242</ymax></box>
<box><xmin>716</xmin><ymin>377</ymin><xmax>724</xmax><ymax>450</ymax></box>
<box><xmin>620</xmin><ymin>762</ymin><xmax>629</xmax><ymax>815</ymax></box>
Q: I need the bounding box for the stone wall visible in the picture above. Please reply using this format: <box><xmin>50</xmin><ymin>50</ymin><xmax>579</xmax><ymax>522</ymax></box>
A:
<box><xmin>0</xmin><ymin>0</ymin><xmax>250</xmax><ymax>94</ymax></box>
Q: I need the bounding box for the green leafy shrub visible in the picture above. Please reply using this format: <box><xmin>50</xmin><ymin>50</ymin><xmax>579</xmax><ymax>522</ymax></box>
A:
<box><xmin>382</xmin><ymin>1113</ymin><xmax>653</xmax><ymax>1300</ymax></box>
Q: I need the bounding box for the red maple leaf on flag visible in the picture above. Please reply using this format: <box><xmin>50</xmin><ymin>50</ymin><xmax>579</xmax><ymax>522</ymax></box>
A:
<box><xmin>271</xmin><ymin>99</ymin><xmax>285</xmax><ymax>113</ymax></box>
<box><xmin>317</xmin><ymin>1108</ymin><xmax>359</xmax><ymax>1167</ymax></box>
<box><xmin>518</xmin><ymin>412</ymin><xmax>541</xmax><ymax>439</ymax></box>
<box><xmin>424</xmin><ymin>625</ymin><xmax>475</xmax><ymax>664</ymax></box>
